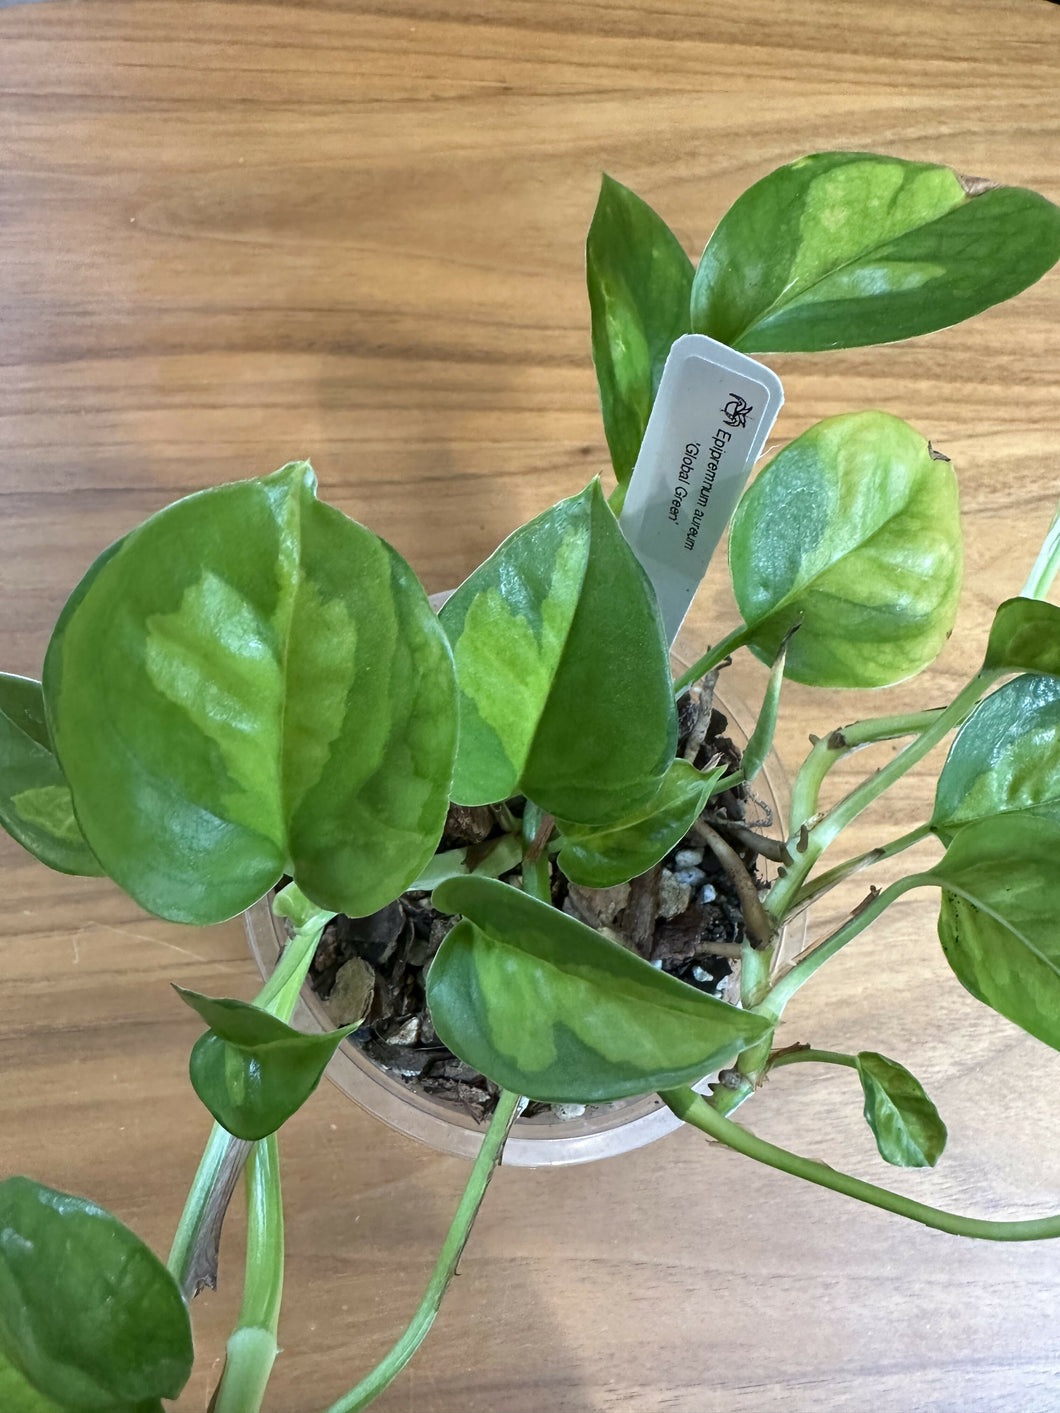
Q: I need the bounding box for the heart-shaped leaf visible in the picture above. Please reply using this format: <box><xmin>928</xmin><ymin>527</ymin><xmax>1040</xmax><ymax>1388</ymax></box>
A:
<box><xmin>426</xmin><ymin>875</ymin><xmax>770</xmax><ymax>1102</ymax></box>
<box><xmin>932</xmin><ymin>674</ymin><xmax>1060</xmax><ymax>836</ymax></box>
<box><xmin>43</xmin><ymin>462</ymin><xmax>457</xmax><ymax>924</ymax></box>
<box><xmin>176</xmin><ymin>988</ymin><xmax>353</xmax><ymax>1141</ymax></box>
<box><xmin>440</xmin><ymin>480</ymin><xmax>676</xmax><ymax>826</ymax></box>
<box><xmin>856</xmin><ymin>1051</ymin><xmax>947</xmax><ymax>1168</ymax></box>
<box><xmin>729</xmin><ymin>411</ymin><xmax>962</xmax><ymax>687</ymax></box>
<box><xmin>983</xmin><ymin>597</ymin><xmax>1060</xmax><ymax>677</ymax></box>
<box><xmin>929</xmin><ymin>814</ymin><xmax>1060</xmax><ymax>1052</ymax></box>
<box><xmin>587</xmin><ymin>175</ymin><xmax>693</xmax><ymax>496</ymax></box>
<box><xmin>0</xmin><ymin>1177</ymin><xmax>192</xmax><ymax>1413</ymax></box>
<box><xmin>556</xmin><ymin>759</ymin><xmax>724</xmax><ymax>889</ymax></box>
<box><xmin>691</xmin><ymin>151</ymin><xmax>1060</xmax><ymax>352</ymax></box>
<box><xmin>0</xmin><ymin>674</ymin><xmax>102</xmax><ymax>877</ymax></box>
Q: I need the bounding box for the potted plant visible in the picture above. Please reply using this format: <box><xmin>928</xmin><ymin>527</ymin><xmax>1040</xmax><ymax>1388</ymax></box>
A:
<box><xmin>2</xmin><ymin>150</ymin><xmax>1060</xmax><ymax>1413</ymax></box>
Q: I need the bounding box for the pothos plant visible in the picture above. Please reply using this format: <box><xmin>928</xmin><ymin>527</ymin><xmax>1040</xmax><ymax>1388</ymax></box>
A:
<box><xmin>3</xmin><ymin>151</ymin><xmax>1060</xmax><ymax>1413</ymax></box>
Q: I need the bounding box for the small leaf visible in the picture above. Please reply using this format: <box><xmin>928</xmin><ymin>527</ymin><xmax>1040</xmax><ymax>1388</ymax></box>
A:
<box><xmin>406</xmin><ymin>832</ymin><xmax>523</xmax><ymax>892</ymax></box>
<box><xmin>587</xmin><ymin>174</ymin><xmax>694</xmax><ymax>495</ymax></box>
<box><xmin>929</xmin><ymin>814</ymin><xmax>1060</xmax><ymax>1052</ymax></box>
<box><xmin>440</xmin><ymin>480</ymin><xmax>676</xmax><ymax>826</ymax></box>
<box><xmin>43</xmin><ymin>462</ymin><xmax>457</xmax><ymax>923</ymax></box>
<box><xmin>729</xmin><ymin>411</ymin><xmax>962</xmax><ymax>687</ymax></box>
<box><xmin>855</xmin><ymin>1051</ymin><xmax>947</xmax><ymax>1168</ymax></box>
<box><xmin>983</xmin><ymin>597</ymin><xmax>1060</xmax><ymax>677</ymax></box>
<box><xmin>556</xmin><ymin>759</ymin><xmax>724</xmax><ymax>888</ymax></box>
<box><xmin>0</xmin><ymin>675</ymin><xmax>102</xmax><ymax>876</ymax></box>
<box><xmin>692</xmin><ymin>151</ymin><xmax>1060</xmax><ymax>352</ymax></box>
<box><xmin>0</xmin><ymin>1177</ymin><xmax>192</xmax><ymax>1413</ymax></box>
<box><xmin>932</xmin><ymin>674</ymin><xmax>1060</xmax><ymax>835</ymax></box>
<box><xmin>175</xmin><ymin>988</ymin><xmax>353</xmax><ymax>1141</ymax></box>
<box><xmin>426</xmin><ymin>875</ymin><xmax>771</xmax><ymax>1102</ymax></box>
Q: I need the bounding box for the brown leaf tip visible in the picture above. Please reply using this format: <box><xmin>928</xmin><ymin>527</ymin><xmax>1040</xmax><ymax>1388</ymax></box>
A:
<box><xmin>956</xmin><ymin>172</ymin><xmax>1000</xmax><ymax>198</ymax></box>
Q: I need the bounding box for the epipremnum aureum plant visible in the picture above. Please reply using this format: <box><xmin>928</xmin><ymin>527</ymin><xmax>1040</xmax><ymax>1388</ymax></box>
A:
<box><xmin>4</xmin><ymin>150</ymin><xmax>1060</xmax><ymax>1412</ymax></box>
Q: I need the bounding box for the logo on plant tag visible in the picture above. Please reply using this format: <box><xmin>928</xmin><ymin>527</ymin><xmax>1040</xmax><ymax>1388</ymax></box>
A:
<box><xmin>722</xmin><ymin>393</ymin><xmax>754</xmax><ymax>429</ymax></box>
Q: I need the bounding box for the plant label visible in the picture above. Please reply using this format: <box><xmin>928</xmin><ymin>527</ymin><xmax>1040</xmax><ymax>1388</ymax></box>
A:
<box><xmin>619</xmin><ymin>333</ymin><xmax>783</xmax><ymax>643</ymax></box>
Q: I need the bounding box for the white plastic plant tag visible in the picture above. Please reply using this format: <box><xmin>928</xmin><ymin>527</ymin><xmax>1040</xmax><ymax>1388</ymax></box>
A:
<box><xmin>619</xmin><ymin>333</ymin><xmax>784</xmax><ymax>644</ymax></box>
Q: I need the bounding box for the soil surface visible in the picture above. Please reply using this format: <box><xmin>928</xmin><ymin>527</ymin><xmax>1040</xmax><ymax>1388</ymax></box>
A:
<box><xmin>306</xmin><ymin>679</ymin><xmax>769</xmax><ymax>1122</ymax></box>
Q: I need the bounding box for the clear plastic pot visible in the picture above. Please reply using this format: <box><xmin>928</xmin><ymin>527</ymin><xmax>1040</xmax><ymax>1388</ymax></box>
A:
<box><xmin>245</xmin><ymin>632</ymin><xmax>801</xmax><ymax>1167</ymax></box>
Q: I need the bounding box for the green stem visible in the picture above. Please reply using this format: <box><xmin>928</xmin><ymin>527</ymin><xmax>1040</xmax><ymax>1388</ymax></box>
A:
<box><xmin>521</xmin><ymin>802</ymin><xmax>552</xmax><ymax>905</ymax></box>
<box><xmin>662</xmin><ymin>1087</ymin><xmax>1060</xmax><ymax>1242</ymax></box>
<box><xmin>673</xmin><ymin>623</ymin><xmax>752</xmax><ymax>695</ymax></box>
<box><xmin>768</xmin><ymin>1046</ymin><xmax>857</xmax><ymax>1072</ymax></box>
<box><xmin>787</xmin><ymin>708</ymin><xmax>946</xmax><ymax>838</ymax></box>
<box><xmin>322</xmin><ymin>1089</ymin><xmax>523</xmax><ymax>1413</ymax></box>
<box><xmin>211</xmin><ymin>1134</ymin><xmax>284</xmax><ymax>1413</ymax></box>
<box><xmin>790</xmin><ymin>822</ymin><xmax>933</xmax><ymax>912</ymax></box>
<box><xmin>767</xmin><ymin>676</ymin><xmax>992</xmax><ymax>924</ymax></box>
<box><xmin>764</xmin><ymin>874</ymin><xmax>926</xmax><ymax>1015</ymax></box>
<box><xmin>1021</xmin><ymin>498</ymin><xmax>1060</xmax><ymax>600</ymax></box>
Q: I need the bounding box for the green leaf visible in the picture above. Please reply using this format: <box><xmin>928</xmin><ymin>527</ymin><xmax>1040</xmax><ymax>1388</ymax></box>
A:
<box><xmin>983</xmin><ymin>597</ymin><xmax>1060</xmax><ymax>676</ymax></box>
<box><xmin>426</xmin><ymin>875</ymin><xmax>771</xmax><ymax>1102</ymax></box>
<box><xmin>43</xmin><ymin>462</ymin><xmax>457</xmax><ymax>924</ymax></box>
<box><xmin>0</xmin><ymin>1349</ymin><xmax>66</xmax><ymax>1413</ymax></box>
<box><xmin>855</xmin><ymin>1051</ymin><xmax>947</xmax><ymax>1168</ymax></box>
<box><xmin>175</xmin><ymin>988</ymin><xmax>353</xmax><ymax>1141</ymax></box>
<box><xmin>932</xmin><ymin>674</ymin><xmax>1060</xmax><ymax>835</ymax></box>
<box><xmin>691</xmin><ymin>151</ymin><xmax>1060</xmax><ymax>352</ymax></box>
<box><xmin>556</xmin><ymin>759</ymin><xmax>724</xmax><ymax>888</ymax></box>
<box><xmin>0</xmin><ymin>1177</ymin><xmax>192</xmax><ymax>1413</ymax></box>
<box><xmin>0</xmin><ymin>675</ymin><xmax>102</xmax><ymax>876</ymax></box>
<box><xmin>929</xmin><ymin>814</ymin><xmax>1060</xmax><ymax>1052</ymax></box>
<box><xmin>406</xmin><ymin>832</ymin><xmax>523</xmax><ymax>892</ymax></box>
<box><xmin>440</xmin><ymin>480</ymin><xmax>676</xmax><ymax>826</ymax></box>
<box><xmin>587</xmin><ymin>174</ymin><xmax>694</xmax><ymax>495</ymax></box>
<box><xmin>728</xmin><ymin>411</ymin><xmax>962</xmax><ymax>687</ymax></box>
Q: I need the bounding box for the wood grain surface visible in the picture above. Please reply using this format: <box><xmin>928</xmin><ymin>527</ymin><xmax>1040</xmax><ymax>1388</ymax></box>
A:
<box><xmin>3</xmin><ymin>2</ymin><xmax>1060</xmax><ymax>1410</ymax></box>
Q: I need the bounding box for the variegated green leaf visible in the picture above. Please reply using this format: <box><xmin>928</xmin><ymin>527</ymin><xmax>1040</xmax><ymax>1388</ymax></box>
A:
<box><xmin>587</xmin><ymin>175</ymin><xmax>693</xmax><ymax>498</ymax></box>
<box><xmin>729</xmin><ymin>412</ymin><xmax>962</xmax><ymax>687</ymax></box>
<box><xmin>0</xmin><ymin>674</ymin><xmax>102</xmax><ymax>876</ymax></box>
<box><xmin>440</xmin><ymin>479</ymin><xmax>676</xmax><ymax>826</ymax></box>
<box><xmin>43</xmin><ymin>462</ymin><xmax>457</xmax><ymax>924</ymax></box>
<box><xmin>692</xmin><ymin>152</ymin><xmax>1060</xmax><ymax>352</ymax></box>
<box><xmin>932</xmin><ymin>674</ymin><xmax>1060</xmax><ymax>836</ymax></box>
<box><xmin>556</xmin><ymin>759</ymin><xmax>724</xmax><ymax>888</ymax></box>
<box><xmin>426</xmin><ymin>875</ymin><xmax>770</xmax><ymax>1102</ymax></box>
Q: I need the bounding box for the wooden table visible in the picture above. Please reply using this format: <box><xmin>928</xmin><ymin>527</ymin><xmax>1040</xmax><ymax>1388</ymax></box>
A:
<box><xmin>3</xmin><ymin>2</ymin><xmax>1060</xmax><ymax>1409</ymax></box>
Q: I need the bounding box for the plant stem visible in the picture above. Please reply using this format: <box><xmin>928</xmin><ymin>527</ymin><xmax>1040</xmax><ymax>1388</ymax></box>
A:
<box><xmin>764</xmin><ymin>874</ymin><xmax>927</xmax><ymax>1014</ymax></box>
<box><xmin>789</xmin><ymin>822</ymin><xmax>933</xmax><ymax>912</ymax></box>
<box><xmin>661</xmin><ymin>1087</ymin><xmax>1060</xmax><ymax>1242</ymax></box>
<box><xmin>766</xmin><ymin>675</ymin><xmax>992</xmax><ymax>924</ymax></box>
<box><xmin>1021</xmin><ymin>498</ymin><xmax>1060</xmax><ymax>600</ymax></box>
<box><xmin>521</xmin><ymin>802</ymin><xmax>552</xmax><ymax>905</ymax></box>
<box><xmin>673</xmin><ymin>623</ymin><xmax>752</xmax><ymax>695</ymax></box>
<box><xmin>768</xmin><ymin>1046</ymin><xmax>857</xmax><ymax>1072</ymax></box>
<box><xmin>322</xmin><ymin>1089</ymin><xmax>524</xmax><ymax>1413</ymax></box>
<box><xmin>211</xmin><ymin>1134</ymin><xmax>284</xmax><ymax>1413</ymax></box>
<box><xmin>787</xmin><ymin>708</ymin><xmax>945</xmax><ymax>838</ymax></box>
